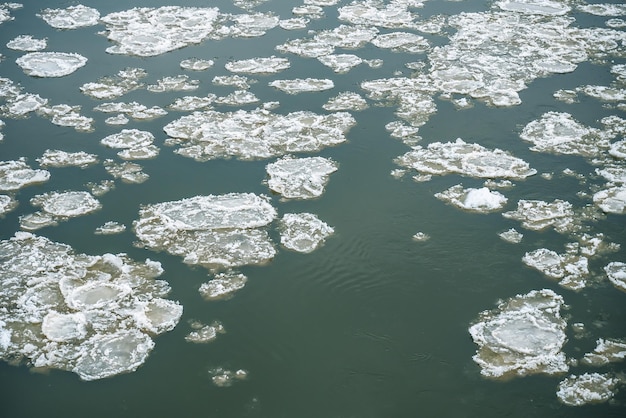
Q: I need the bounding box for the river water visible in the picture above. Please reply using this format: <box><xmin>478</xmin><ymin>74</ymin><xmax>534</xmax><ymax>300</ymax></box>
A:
<box><xmin>0</xmin><ymin>1</ymin><xmax>625</xmax><ymax>417</ymax></box>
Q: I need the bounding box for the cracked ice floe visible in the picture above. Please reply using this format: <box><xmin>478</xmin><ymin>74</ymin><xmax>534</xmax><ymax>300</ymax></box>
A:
<box><xmin>279</xmin><ymin>213</ymin><xmax>334</xmax><ymax>254</ymax></box>
<box><xmin>605</xmin><ymin>261</ymin><xmax>626</xmax><ymax>292</ymax></box>
<box><xmin>104</xmin><ymin>160</ymin><xmax>149</xmax><ymax>184</ymax></box>
<box><xmin>582</xmin><ymin>338</ymin><xmax>626</xmax><ymax>366</ymax></box>
<box><xmin>395</xmin><ymin>139</ymin><xmax>536</xmax><ymax>181</ymax></box>
<box><xmin>495</xmin><ymin>0</ymin><xmax>570</xmax><ymax>16</ymax></box>
<box><xmin>371</xmin><ymin>32</ymin><xmax>429</xmax><ymax>53</ymax></box>
<box><xmin>163</xmin><ymin>109</ymin><xmax>355</xmax><ymax>161</ymax></box>
<box><xmin>94</xmin><ymin>221</ymin><xmax>126</xmax><ymax>235</ymax></box>
<box><xmin>269</xmin><ymin>78</ymin><xmax>334</xmax><ymax>94</ymax></box>
<box><xmin>6</xmin><ymin>35</ymin><xmax>47</xmax><ymax>51</ymax></box>
<box><xmin>37</xmin><ymin>150</ymin><xmax>98</xmax><ymax>169</ymax></box>
<box><xmin>520</xmin><ymin>112</ymin><xmax>609</xmax><ymax>157</ymax></box>
<box><xmin>578</xmin><ymin>3</ymin><xmax>626</xmax><ymax>16</ymax></box>
<box><xmin>94</xmin><ymin>102</ymin><xmax>167</xmax><ymax>121</ymax></box>
<box><xmin>180</xmin><ymin>58</ymin><xmax>214</xmax><ymax>71</ymax></box>
<box><xmin>80</xmin><ymin>68</ymin><xmax>147</xmax><ymax>100</ymax></box>
<box><xmin>338</xmin><ymin>0</ymin><xmax>420</xmax><ymax>29</ymax></box>
<box><xmin>0</xmin><ymin>232</ymin><xmax>182</xmax><ymax>381</ymax></box>
<box><xmin>318</xmin><ymin>54</ymin><xmax>364</xmax><ymax>74</ymax></box>
<box><xmin>100</xmin><ymin>7</ymin><xmax>219</xmax><ymax>57</ymax></box>
<box><xmin>185</xmin><ymin>321</ymin><xmax>224</xmax><ymax>344</ymax></box>
<box><xmin>168</xmin><ymin>95</ymin><xmax>216</xmax><ymax>112</ymax></box>
<box><xmin>16</xmin><ymin>52</ymin><xmax>87</xmax><ymax>78</ymax></box>
<box><xmin>502</xmin><ymin>199</ymin><xmax>575</xmax><ymax>233</ymax></box>
<box><xmin>435</xmin><ymin>185</ymin><xmax>507</xmax><ymax>213</ymax></box>
<box><xmin>593</xmin><ymin>186</ymin><xmax>626</xmax><ymax>214</ymax></box>
<box><xmin>212</xmin><ymin>75</ymin><xmax>256</xmax><ymax>89</ymax></box>
<box><xmin>20</xmin><ymin>191</ymin><xmax>101</xmax><ymax>231</ymax></box>
<box><xmin>147</xmin><ymin>75</ymin><xmax>199</xmax><ymax>93</ymax></box>
<box><xmin>100</xmin><ymin>129</ymin><xmax>159</xmax><ymax>161</ymax></box>
<box><xmin>522</xmin><ymin>248</ymin><xmax>589</xmax><ymax>291</ymax></box>
<box><xmin>556</xmin><ymin>373</ymin><xmax>623</xmax><ymax>406</ymax></box>
<box><xmin>37</xmin><ymin>5</ymin><xmax>100</xmax><ymax>29</ymax></box>
<box><xmin>468</xmin><ymin>289</ymin><xmax>568</xmax><ymax>379</ymax></box>
<box><xmin>133</xmin><ymin>193</ymin><xmax>277</xmax><ymax>270</ymax></box>
<box><xmin>0</xmin><ymin>195</ymin><xmax>17</xmax><ymax>217</ymax></box>
<box><xmin>225</xmin><ymin>56</ymin><xmax>290</xmax><ymax>74</ymax></box>
<box><xmin>0</xmin><ymin>159</ymin><xmax>50</xmax><ymax>192</ymax></box>
<box><xmin>323</xmin><ymin>92</ymin><xmax>368</xmax><ymax>111</ymax></box>
<box><xmin>266</xmin><ymin>156</ymin><xmax>338</xmax><ymax>200</ymax></box>
<box><xmin>199</xmin><ymin>271</ymin><xmax>247</xmax><ymax>301</ymax></box>
<box><xmin>1</xmin><ymin>93</ymin><xmax>47</xmax><ymax>118</ymax></box>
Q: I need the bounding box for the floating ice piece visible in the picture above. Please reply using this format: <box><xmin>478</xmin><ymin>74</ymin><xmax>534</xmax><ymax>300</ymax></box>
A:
<box><xmin>522</xmin><ymin>247</ymin><xmax>589</xmax><ymax>291</ymax></box>
<box><xmin>279</xmin><ymin>213</ymin><xmax>334</xmax><ymax>253</ymax></box>
<box><xmin>105</xmin><ymin>114</ymin><xmax>129</xmax><ymax>125</ymax></box>
<box><xmin>395</xmin><ymin>139</ymin><xmax>536</xmax><ymax>180</ymax></box>
<box><xmin>469</xmin><ymin>289</ymin><xmax>568</xmax><ymax>379</ymax></box>
<box><xmin>499</xmin><ymin>228</ymin><xmax>523</xmax><ymax>243</ymax></box>
<box><xmin>502</xmin><ymin>199</ymin><xmax>575</xmax><ymax>233</ymax></box>
<box><xmin>6</xmin><ymin>35</ymin><xmax>47</xmax><ymax>51</ymax></box>
<box><xmin>412</xmin><ymin>232</ymin><xmax>430</xmax><ymax>242</ymax></box>
<box><xmin>0</xmin><ymin>3</ymin><xmax>20</xmax><ymax>24</ymax></box>
<box><xmin>225</xmin><ymin>56</ymin><xmax>290</xmax><ymax>74</ymax></box>
<box><xmin>371</xmin><ymin>32</ymin><xmax>429</xmax><ymax>53</ymax></box>
<box><xmin>30</xmin><ymin>190</ymin><xmax>101</xmax><ymax>219</ymax></box>
<box><xmin>0</xmin><ymin>159</ymin><xmax>50</xmax><ymax>192</ymax></box>
<box><xmin>37</xmin><ymin>104</ymin><xmax>93</xmax><ymax>131</ymax></box>
<box><xmin>16</xmin><ymin>52</ymin><xmax>87</xmax><ymax>77</ymax></box>
<box><xmin>338</xmin><ymin>0</ymin><xmax>418</xmax><ymax>29</ymax></box>
<box><xmin>19</xmin><ymin>211</ymin><xmax>57</xmax><ymax>231</ymax></box>
<box><xmin>266</xmin><ymin>156</ymin><xmax>338</xmax><ymax>200</ymax></box>
<box><xmin>1</xmin><ymin>93</ymin><xmax>48</xmax><ymax>117</ymax></box>
<box><xmin>496</xmin><ymin>0</ymin><xmax>571</xmax><ymax>16</ymax></box>
<box><xmin>95</xmin><ymin>221</ymin><xmax>126</xmax><ymax>235</ymax></box>
<box><xmin>147</xmin><ymin>75</ymin><xmax>199</xmax><ymax>93</ymax></box>
<box><xmin>593</xmin><ymin>186</ymin><xmax>626</xmax><ymax>214</ymax></box>
<box><xmin>80</xmin><ymin>68</ymin><xmax>146</xmax><ymax>100</ymax></box>
<box><xmin>199</xmin><ymin>271</ymin><xmax>247</xmax><ymax>300</ymax></box>
<box><xmin>520</xmin><ymin>112</ymin><xmax>608</xmax><ymax>156</ymax></box>
<box><xmin>233</xmin><ymin>0</ymin><xmax>270</xmax><ymax>11</ymax></box>
<box><xmin>38</xmin><ymin>5</ymin><xmax>100</xmax><ymax>29</ymax></box>
<box><xmin>101</xmin><ymin>7</ymin><xmax>219</xmax><ymax>56</ymax></box>
<box><xmin>215</xmin><ymin>90</ymin><xmax>259</xmax><ymax>106</ymax></box>
<box><xmin>37</xmin><ymin>150</ymin><xmax>98</xmax><ymax>168</ymax></box>
<box><xmin>606</xmin><ymin>18</ymin><xmax>626</xmax><ymax>28</ymax></box>
<box><xmin>168</xmin><ymin>95</ymin><xmax>216</xmax><ymax>112</ymax></box>
<box><xmin>94</xmin><ymin>102</ymin><xmax>167</xmax><ymax>121</ymax></box>
<box><xmin>163</xmin><ymin>109</ymin><xmax>354</xmax><ymax>161</ymax></box>
<box><xmin>323</xmin><ymin>91</ymin><xmax>368</xmax><ymax>111</ymax></box>
<box><xmin>185</xmin><ymin>321</ymin><xmax>224</xmax><ymax>344</ymax></box>
<box><xmin>556</xmin><ymin>373</ymin><xmax>623</xmax><ymax>406</ymax></box>
<box><xmin>609</xmin><ymin>139</ymin><xmax>626</xmax><ymax>159</ymax></box>
<box><xmin>212</xmin><ymin>75</ymin><xmax>256</xmax><ymax>89</ymax></box>
<box><xmin>0</xmin><ymin>232</ymin><xmax>181</xmax><ymax>380</ymax></box>
<box><xmin>133</xmin><ymin>193</ymin><xmax>277</xmax><ymax>270</ymax></box>
<box><xmin>578</xmin><ymin>85</ymin><xmax>626</xmax><ymax>102</ymax></box>
<box><xmin>276</xmin><ymin>38</ymin><xmax>335</xmax><ymax>58</ymax></box>
<box><xmin>269</xmin><ymin>78</ymin><xmax>334</xmax><ymax>94</ymax></box>
<box><xmin>210</xmin><ymin>367</ymin><xmax>248</xmax><ymax>387</ymax></box>
<box><xmin>180</xmin><ymin>58</ymin><xmax>214</xmax><ymax>71</ymax></box>
<box><xmin>317</xmin><ymin>54</ymin><xmax>363</xmax><ymax>73</ymax></box>
<box><xmin>224</xmin><ymin>12</ymin><xmax>280</xmax><ymax>38</ymax></box>
<box><xmin>578</xmin><ymin>3</ymin><xmax>626</xmax><ymax>16</ymax></box>
<box><xmin>104</xmin><ymin>160</ymin><xmax>149</xmax><ymax>184</ymax></box>
<box><xmin>605</xmin><ymin>262</ymin><xmax>626</xmax><ymax>292</ymax></box>
<box><xmin>581</xmin><ymin>338</ymin><xmax>626</xmax><ymax>366</ymax></box>
<box><xmin>101</xmin><ymin>129</ymin><xmax>154</xmax><ymax>149</ymax></box>
<box><xmin>0</xmin><ymin>195</ymin><xmax>17</xmax><ymax>217</ymax></box>
<box><xmin>435</xmin><ymin>185</ymin><xmax>507</xmax><ymax>213</ymax></box>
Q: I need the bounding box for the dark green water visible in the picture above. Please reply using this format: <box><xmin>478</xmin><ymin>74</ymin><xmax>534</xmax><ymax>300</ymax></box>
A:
<box><xmin>1</xmin><ymin>1</ymin><xmax>625</xmax><ymax>417</ymax></box>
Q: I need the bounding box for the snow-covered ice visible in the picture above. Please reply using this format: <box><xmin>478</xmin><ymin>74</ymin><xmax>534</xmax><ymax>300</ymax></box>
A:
<box><xmin>16</xmin><ymin>52</ymin><xmax>87</xmax><ymax>77</ymax></box>
<box><xmin>279</xmin><ymin>213</ymin><xmax>334</xmax><ymax>253</ymax></box>
<box><xmin>266</xmin><ymin>156</ymin><xmax>338</xmax><ymax>200</ymax></box>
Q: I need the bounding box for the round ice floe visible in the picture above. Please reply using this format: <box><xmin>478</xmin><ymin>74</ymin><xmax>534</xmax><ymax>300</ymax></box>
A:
<box><xmin>269</xmin><ymin>78</ymin><xmax>334</xmax><ymax>94</ymax></box>
<box><xmin>266</xmin><ymin>156</ymin><xmax>338</xmax><ymax>199</ymax></box>
<box><xmin>225</xmin><ymin>56</ymin><xmax>290</xmax><ymax>74</ymax></box>
<box><xmin>556</xmin><ymin>373</ymin><xmax>623</xmax><ymax>406</ymax></box>
<box><xmin>6</xmin><ymin>35</ymin><xmax>47</xmax><ymax>51</ymax></box>
<box><xmin>100</xmin><ymin>129</ymin><xmax>154</xmax><ymax>149</ymax></box>
<box><xmin>41</xmin><ymin>311</ymin><xmax>88</xmax><ymax>342</ymax></box>
<box><xmin>31</xmin><ymin>190</ymin><xmax>101</xmax><ymax>218</ymax></box>
<box><xmin>605</xmin><ymin>261</ymin><xmax>626</xmax><ymax>292</ymax></box>
<box><xmin>185</xmin><ymin>321</ymin><xmax>224</xmax><ymax>344</ymax></box>
<box><xmin>593</xmin><ymin>186</ymin><xmax>626</xmax><ymax>214</ymax></box>
<box><xmin>434</xmin><ymin>185</ymin><xmax>507</xmax><ymax>213</ymax></box>
<box><xmin>0</xmin><ymin>159</ymin><xmax>50</xmax><ymax>192</ymax></box>
<box><xmin>279</xmin><ymin>213</ymin><xmax>334</xmax><ymax>253</ymax></box>
<box><xmin>38</xmin><ymin>5</ymin><xmax>100</xmax><ymax>29</ymax></box>
<box><xmin>16</xmin><ymin>52</ymin><xmax>87</xmax><ymax>77</ymax></box>
<box><xmin>199</xmin><ymin>271</ymin><xmax>247</xmax><ymax>300</ymax></box>
<box><xmin>132</xmin><ymin>298</ymin><xmax>184</xmax><ymax>334</ymax></box>
<box><xmin>469</xmin><ymin>289</ymin><xmax>568</xmax><ymax>379</ymax></box>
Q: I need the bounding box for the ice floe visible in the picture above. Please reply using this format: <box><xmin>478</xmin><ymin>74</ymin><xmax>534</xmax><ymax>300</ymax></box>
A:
<box><xmin>556</xmin><ymin>373</ymin><xmax>623</xmax><ymax>406</ymax></box>
<box><xmin>16</xmin><ymin>52</ymin><xmax>87</xmax><ymax>78</ymax></box>
<box><xmin>502</xmin><ymin>199</ymin><xmax>575</xmax><ymax>233</ymax></box>
<box><xmin>0</xmin><ymin>194</ymin><xmax>17</xmax><ymax>217</ymax></box>
<box><xmin>434</xmin><ymin>185</ymin><xmax>508</xmax><ymax>213</ymax></box>
<box><xmin>0</xmin><ymin>232</ymin><xmax>182</xmax><ymax>380</ymax></box>
<box><xmin>215</xmin><ymin>90</ymin><xmax>259</xmax><ymax>106</ymax></box>
<box><xmin>371</xmin><ymin>32</ymin><xmax>429</xmax><ymax>53</ymax></box>
<box><xmin>469</xmin><ymin>289</ymin><xmax>568</xmax><ymax>379</ymax></box>
<box><xmin>2</xmin><ymin>92</ymin><xmax>47</xmax><ymax>118</ymax></box>
<box><xmin>199</xmin><ymin>271</ymin><xmax>247</xmax><ymax>301</ymax></box>
<box><xmin>412</xmin><ymin>232</ymin><xmax>430</xmax><ymax>242</ymax></box>
<box><xmin>100</xmin><ymin>129</ymin><xmax>159</xmax><ymax>161</ymax></box>
<box><xmin>21</xmin><ymin>190</ymin><xmax>101</xmax><ymax>231</ymax></box>
<box><xmin>80</xmin><ymin>68</ymin><xmax>147</xmax><ymax>100</ymax></box>
<box><xmin>522</xmin><ymin>248</ymin><xmax>589</xmax><ymax>291</ymax></box>
<box><xmin>499</xmin><ymin>228</ymin><xmax>523</xmax><ymax>243</ymax></box>
<box><xmin>168</xmin><ymin>95</ymin><xmax>216</xmax><ymax>112</ymax></box>
<box><xmin>222</xmin><ymin>12</ymin><xmax>280</xmax><ymax>38</ymax></box>
<box><xmin>100</xmin><ymin>7</ymin><xmax>220</xmax><ymax>56</ymax></box>
<box><xmin>605</xmin><ymin>261</ymin><xmax>626</xmax><ymax>292</ymax></box>
<box><xmin>0</xmin><ymin>3</ymin><xmax>20</xmax><ymax>24</ymax></box>
<box><xmin>593</xmin><ymin>186</ymin><xmax>626</xmax><ymax>214</ymax></box>
<box><xmin>94</xmin><ymin>221</ymin><xmax>126</xmax><ymax>235</ymax></box>
<box><xmin>395</xmin><ymin>139</ymin><xmax>536</xmax><ymax>180</ymax></box>
<box><xmin>269</xmin><ymin>78</ymin><xmax>334</xmax><ymax>94</ymax></box>
<box><xmin>163</xmin><ymin>109</ymin><xmax>355</xmax><ymax>161</ymax></box>
<box><xmin>212</xmin><ymin>75</ymin><xmax>256</xmax><ymax>89</ymax></box>
<box><xmin>104</xmin><ymin>114</ymin><xmax>129</xmax><ymax>125</ymax></box>
<box><xmin>37</xmin><ymin>150</ymin><xmax>98</xmax><ymax>169</ymax></box>
<box><xmin>582</xmin><ymin>338</ymin><xmax>626</xmax><ymax>366</ymax></box>
<box><xmin>265</xmin><ymin>156</ymin><xmax>338</xmax><ymax>200</ymax></box>
<box><xmin>133</xmin><ymin>193</ymin><xmax>277</xmax><ymax>270</ymax></box>
<box><xmin>104</xmin><ymin>160</ymin><xmax>149</xmax><ymax>184</ymax></box>
<box><xmin>0</xmin><ymin>159</ymin><xmax>50</xmax><ymax>192</ymax></box>
<box><xmin>317</xmin><ymin>54</ymin><xmax>363</xmax><ymax>73</ymax></box>
<box><xmin>6</xmin><ymin>35</ymin><xmax>47</xmax><ymax>51</ymax></box>
<box><xmin>496</xmin><ymin>0</ymin><xmax>571</xmax><ymax>16</ymax></box>
<box><xmin>180</xmin><ymin>58</ymin><xmax>214</xmax><ymax>71</ymax></box>
<box><xmin>225</xmin><ymin>56</ymin><xmax>290</xmax><ymax>74</ymax></box>
<box><xmin>147</xmin><ymin>75</ymin><xmax>199</xmax><ymax>93</ymax></box>
<box><xmin>323</xmin><ymin>91</ymin><xmax>369</xmax><ymax>111</ymax></box>
<box><xmin>185</xmin><ymin>321</ymin><xmax>224</xmax><ymax>344</ymax></box>
<box><xmin>38</xmin><ymin>5</ymin><xmax>100</xmax><ymax>29</ymax></box>
<box><xmin>279</xmin><ymin>213</ymin><xmax>334</xmax><ymax>253</ymax></box>
<box><xmin>578</xmin><ymin>3</ymin><xmax>626</xmax><ymax>17</ymax></box>
<box><xmin>338</xmin><ymin>0</ymin><xmax>419</xmax><ymax>29</ymax></box>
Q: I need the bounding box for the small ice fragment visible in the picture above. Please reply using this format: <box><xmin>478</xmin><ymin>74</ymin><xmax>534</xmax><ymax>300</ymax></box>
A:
<box><xmin>556</xmin><ymin>373</ymin><xmax>622</xmax><ymax>406</ymax></box>
<box><xmin>180</xmin><ymin>58</ymin><xmax>214</xmax><ymax>71</ymax></box>
<box><xmin>499</xmin><ymin>228</ymin><xmax>523</xmax><ymax>243</ymax></box>
<box><xmin>279</xmin><ymin>213</ymin><xmax>334</xmax><ymax>253</ymax></box>
<box><xmin>209</xmin><ymin>367</ymin><xmax>248</xmax><ymax>387</ymax></box>
<box><xmin>323</xmin><ymin>91</ymin><xmax>368</xmax><ymax>111</ymax></box>
<box><xmin>185</xmin><ymin>321</ymin><xmax>224</xmax><ymax>344</ymax></box>
<box><xmin>199</xmin><ymin>271</ymin><xmax>247</xmax><ymax>301</ymax></box>
<box><xmin>37</xmin><ymin>150</ymin><xmax>98</xmax><ymax>169</ymax></box>
<box><xmin>593</xmin><ymin>186</ymin><xmax>626</xmax><ymax>214</ymax></box>
<box><xmin>581</xmin><ymin>338</ymin><xmax>626</xmax><ymax>366</ymax></box>
<box><xmin>605</xmin><ymin>262</ymin><xmax>626</xmax><ymax>292</ymax></box>
<box><xmin>225</xmin><ymin>56</ymin><xmax>290</xmax><ymax>74</ymax></box>
<box><xmin>269</xmin><ymin>78</ymin><xmax>334</xmax><ymax>94</ymax></box>
<box><xmin>0</xmin><ymin>195</ymin><xmax>17</xmax><ymax>217</ymax></box>
<box><xmin>94</xmin><ymin>221</ymin><xmax>126</xmax><ymax>235</ymax></box>
<box><xmin>16</xmin><ymin>52</ymin><xmax>87</xmax><ymax>77</ymax></box>
<box><xmin>0</xmin><ymin>159</ymin><xmax>50</xmax><ymax>191</ymax></box>
<box><xmin>80</xmin><ymin>68</ymin><xmax>147</xmax><ymax>100</ymax></box>
<box><xmin>147</xmin><ymin>75</ymin><xmax>199</xmax><ymax>93</ymax></box>
<box><xmin>104</xmin><ymin>160</ymin><xmax>149</xmax><ymax>184</ymax></box>
<box><xmin>317</xmin><ymin>54</ymin><xmax>363</xmax><ymax>73</ymax></box>
<box><xmin>502</xmin><ymin>199</ymin><xmax>575</xmax><ymax>233</ymax></box>
<box><xmin>6</xmin><ymin>35</ymin><xmax>47</xmax><ymax>51</ymax></box>
<box><xmin>522</xmin><ymin>248</ymin><xmax>589</xmax><ymax>291</ymax></box>
<box><xmin>434</xmin><ymin>185</ymin><xmax>507</xmax><ymax>213</ymax></box>
<box><xmin>412</xmin><ymin>232</ymin><xmax>430</xmax><ymax>242</ymax></box>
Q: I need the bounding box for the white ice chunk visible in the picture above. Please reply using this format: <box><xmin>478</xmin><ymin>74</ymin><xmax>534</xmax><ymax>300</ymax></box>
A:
<box><xmin>104</xmin><ymin>160</ymin><xmax>149</xmax><ymax>184</ymax></box>
<box><xmin>94</xmin><ymin>221</ymin><xmax>126</xmax><ymax>235</ymax></box>
<box><xmin>266</xmin><ymin>156</ymin><xmax>338</xmax><ymax>200</ymax></box>
<box><xmin>180</xmin><ymin>58</ymin><xmax>214</xmax><ymax>71</ymax></box>
<box><xmin>522</xmin><ymin>247</ymin><xmax>589</xmax><ymax>291</ymax></box>
<box><xmin>94</xmin><ymin>101</ymin><xmax>167</xmax><ymax>121</ymax></box>
<box><xmin>38</xmin><ymin>5</ymin><xmax>100</xmax><ymax>29</ymax></box>
<box><xmin>210</xmin><ymin>367</ymin><xmax>248</xmax><ymax>387</ymax></box>
<box><xmin>41</xmin><ymin>311</ymin><xmax>88</xmax><ymax>342</ymax></box>
<box><xmin>100</xmin><ymin>129</ymin><xmax>154</xmax><ymax>149</ymax></box>
<box><xmin>185</xmin><ymin>321</ymin><xmax>224</xmax><ymax>343</ymax></box>
<box><xmin>0</xmin><ymin>195</ymin><xmax>17</xmax><ymax>217</ymax></box>
<box><xmin>371</xmin><ymin>32</ymin><xmax>429</xmax><ymax>53</ymax></box>
<box><xmin>225</xmin><ymin>56</ymin><xmax>290</xmax><ymax>74</ymax></box>
<box><xmin>36</xmin><ymin>104</ymin><xmax>93</xmax><ymax>131</ymax></box>
<box><xmin>279</xmin><ymin>213</ymin><xmax>334</xmax><ymax>253</ymax></box>
<box><xmin>593</xmin><ymin>186</ymin><xmax>626</xmax><ymax>214</ymax></box>
<box><xmin>0</xmin><ymin>159</ymin><xmax>50</xmax><ymax>191</ymax></box>
<box><xmin>496</xmin><ymin>0</ymin><xmax>571</xmax><ymax>16</ymax></box>
<box><xmin>503</xmin><ymin>199</ymin><xmax>575</xmax><ymax>233</ymax></box>
<box><xmin>609</xmin><ymin>139</ymin><xmax>626</xmax><ymax>159</ymax></box>
<box><xmin>469</xmin><ymin>289</ymin><xmax>568</xmax><ymax>379</ymax></box>
<box><xmin>605</xmin><ymin>261</ymin><xmax>626</xmax><ymax>292</ymax></box>
<box><xmin>578</xmin><ymin>4</ymin><xmax>626</xmax><ymax>16</ymax></box>
<box><xmin>499</xmin><ymin>228</ymin><xmax>523</xmax><ymax>244</ymax></box>
<box><xmin>31</xmin><ymin>190</ymin><xmax>101</xmax><ymax>218</ymax></box>
<box><xmin>199</xmin><ymin>271</ymin><xmax>247</xmax><ymax>300</ymax></box>
<box><xmin>338</xmin><ymin>1</ymin><xmax>418</xmax><ymax>29</ymax></box>
<box><xmin>269</xmin><ymin>78</ymin><xmax>334</xmax><ymax>94</ymax></box>
<box><xmin>582</xmin><ymin>338</ymin><xmax>626</xmax><ymax>366</ymax></box>
<box><xmin>37</xmin><ymin>150</ymin><xmax>98</xmax><ymax>169</ymax></box>
<box><xmin>147</xmin><ymin>75</ymin><xmax>199</xmax><ymax>93</ymax></box>
<box><xmin>323</xmin><ymin>91</ymin><xmax>369</xmax><ymax>111</ymax></box>
<box><xmin>16</xmin><ymin>52</ymin><xmax>87</xmax><ymax>77</ymax></box>
<box><xmin>80</xmin><ymin>68</ymin><xmax>146</xmax><ymax>100</ymax></box>
<box><xmin>435</xmin><ymin>185</ymin><xmax>507</xmax><ymax>213</ymax></box>
<box><xmin>556</xmin><ymin>373</ymin><xmax>623</xmax><ymax>406</ymax></box>
<box><xmin>6</xmin><ymin>35</ymin><xmax>47</xmax><ymax>51</ymax></box>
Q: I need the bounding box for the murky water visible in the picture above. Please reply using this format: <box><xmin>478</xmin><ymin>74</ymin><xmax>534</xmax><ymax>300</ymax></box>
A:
<box><xmin>1</xmin><ymin>0</ymin><xmax>625</xmax><ymax>417</ymax></box>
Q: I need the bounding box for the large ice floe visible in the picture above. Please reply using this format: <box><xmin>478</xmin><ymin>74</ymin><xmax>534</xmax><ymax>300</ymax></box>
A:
<box><xmin>265</xmin><ymin>156</ymin><xmax>338</xmax><ymax>200</ymax></box>
<box><xmin>16</xmin><ymin>52</ymin><xmax>87</xmax><ymax>78</ymax></box>
<box><xmin>279</xmin><ymin>213</ymin><xmax>334</xmax><ymax>253</ymax></box>
<box><xmin>394</xmin><ymin>139</ymin><xmax>536</xmax><ymax>181</ymax></box>
<box><xmin>468</xmin><ymin>289</ymin><xmax>568</xmax><ymax>379</ymax></box>
<box><xmin>163</xmin><ymin>109</ymin><xmax>355</xmax><ymax>161</ymax></box>
<box><xmin>0</xmin><ymin>159</ymin><xmax>50</xmax><ymax>192</ymax></box>
<box><xmin>0</xmin><ymin>232</ymin><xmax>182</xmax><ymax>381</ymax></box>
<box><xmin>100</xmin><ymin>7</ymin><xmax>220</xmax><ymax>56</ymax></box>
<box><xmin>556</xmin><ymin>373</ymin><xmax>624</xmax><ymax>406</ymax></box>
<box><xmin>37</xmin><ymin>5</ymin><xmax>100</xmax><ymax>29</ymax></box>
<box><xmin>20</xmin><ymin>191</ymin><xmax>102</xmax><ymax>231</ymax></box>
<box><xmin>434</xmin><ymin>185</ymin><xmax>508</xmax><ymax>213</ymax></box>
<box><xmin>133</xmin><ymin>193</ymin><xmax>277</xmax><ymax>270</ymax></box>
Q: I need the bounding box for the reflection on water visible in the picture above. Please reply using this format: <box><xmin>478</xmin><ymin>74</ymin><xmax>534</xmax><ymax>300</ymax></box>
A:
<box><xmin>0</xmin><ymin>0</ymin><xmax>625</xmax><ymax>416</ymax></box>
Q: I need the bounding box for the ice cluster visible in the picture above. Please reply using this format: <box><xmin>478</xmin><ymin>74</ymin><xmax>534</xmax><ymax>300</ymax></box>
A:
<box><xmin>37</xmin><ymin>5</ymin><xmax>100</xmax><ymax>29</ymax></box>
<box><xmin>522</xmin><ymin>248</ymin><xmax>589</xmax><ymax>291</ymax></box>
<box><xmin>133</xmin><ymin>193</ymin><xmax>277</xmax><ymax>270</ymax></box>
<box><xmin>279</xmin><ymin>213</ymin><xmax>334</xmax><ymax>253</ymax></box>
<box><xmin>163</xmin><ymin>109</ymin><xmax>355</xmax><ymax>161</ymax></box>
<box><xmin>434</xmin><ymin>185</ymin><xmax>508</xmax><ymax>213</ymax></box>
<box><xmin>180</xmin><ymin>58</ymin><xmax>214</xmax><ymax>71</ymax></box>
<box><xmin>147</xmin><ymin>75</ymin><xmax>199</xmax><ymax>93</ymax></box>
<box><xmin>0</xmin><ymin>232</ymin><xmax>182</xmax><ymax>381</ymax></box>
<box><xmin>20</xmin><ymin>191</ymin><xmax>101</xmax><ymax>231</ymax></box>
<box><xmin>94</xmin><ymin>102</ymin><xmax>167</xmax><ymax>121</ymax></box>
<box><xmin>269</xmin><ymin>78</ymin><xmax>334</xmax><ymax>94</ymax></box>
<box><xmin>185</xmin><ymin>321</ymin><xmax>224</xmax><ymax>344</ymax></box>
<box><xmin>469</xmin><ymin>289</ymin><xmax>568</xmax><ymax>379</ymax></box>
<box><xmin>16</xmin><ymin>52</ymin><xmax>87</xmax><ymax>77</ymax></box>
<box><xmin>266</xmin><ymin>156</ymin><xmax>338</xmax><ymax>199</ymax></box>
<box><xmin>502</xmin><ymin>199</ymin><xmax>575</xmax><ymax>233</ymax></box>
<box><xmin>0</xmin><ymin>159</ymin><xmax>50</xmax><ymax>192</ymax></box>
<box><xmin>323</xmin><ymin>92</ymin><xmax>369</xmax><ymax>111</ymax></box>
<box><xmin>80</xmin><ymin>68</ymin><xmax>147</xmax><ymax>100</ymax></box>
<box><xmin>556</xmin><ymin>373</ymin><xmax>623</xmax><ymax>406</ymax></box>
